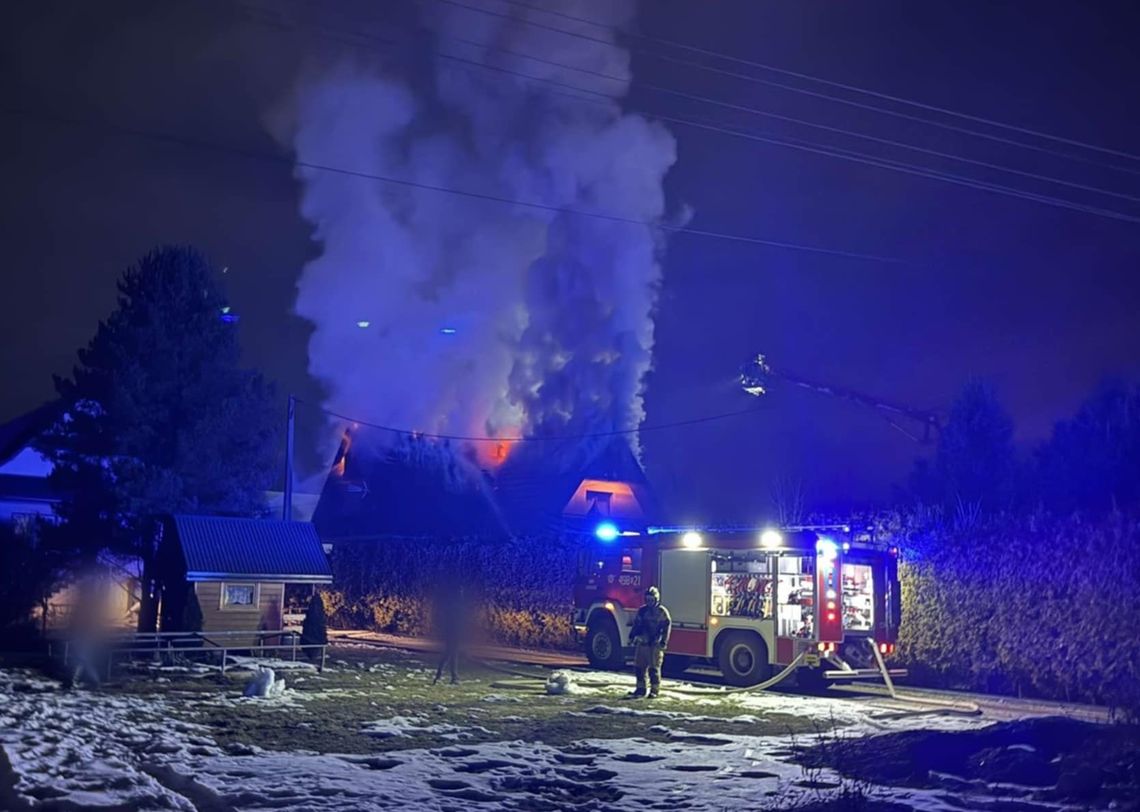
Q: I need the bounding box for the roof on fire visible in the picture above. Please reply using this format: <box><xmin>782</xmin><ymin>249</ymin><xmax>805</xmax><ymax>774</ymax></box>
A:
<box><xmin>311</xmin><ymin>433</ymin><xmax>508</xmax><ymax>540</ymax></box>
<box><xmin>170</xmin><ymin>514</ymin><xmax>332</xmax><ymax>583</ymax></box>
<box><xmin>311</xmin><ymin>430</ymin><xmax>659</xmax><ymax>541</ymax></box>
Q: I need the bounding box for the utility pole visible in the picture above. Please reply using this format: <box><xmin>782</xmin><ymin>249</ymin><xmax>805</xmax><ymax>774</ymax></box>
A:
<box><xmin>283</xmin><ymin>394</ymin><xmax>296</xmax><ymax>521</ymax></box>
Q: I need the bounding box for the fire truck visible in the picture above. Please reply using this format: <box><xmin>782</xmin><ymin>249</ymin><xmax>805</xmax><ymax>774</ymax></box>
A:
<box><xmin>571</xmin><ymin>524</ymin><xmax>904</xmax><ymax>687</ymax></box>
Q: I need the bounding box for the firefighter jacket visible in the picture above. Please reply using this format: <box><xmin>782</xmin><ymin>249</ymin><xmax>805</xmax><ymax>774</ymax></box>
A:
<box><xmin>630</xmin><ymin>603</ymin><xmax>672</xmax><ymax>648</ymax></box>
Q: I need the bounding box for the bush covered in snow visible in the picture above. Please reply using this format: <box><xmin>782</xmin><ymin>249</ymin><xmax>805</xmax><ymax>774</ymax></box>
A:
<box><xmin>896</xmin><ymin>511</ymin><xmax>1140</xmax><ymax>715</ymax></box>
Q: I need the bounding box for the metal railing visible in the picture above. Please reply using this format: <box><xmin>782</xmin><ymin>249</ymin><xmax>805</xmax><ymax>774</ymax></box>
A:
<box><xmin>49</xmin><ymin>628</ymin><xmax>328</xmax><ymax>678</ymax></box>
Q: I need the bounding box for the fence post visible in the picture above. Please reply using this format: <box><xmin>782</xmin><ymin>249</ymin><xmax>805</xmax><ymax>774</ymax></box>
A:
<box><xmin>319</xmin><ymin>645</ymin><xmax>326</xmax><ymax>673</ymax></box>
<box><xmin>220</xmin><ymin>648</ymin><xmax>227</xmax><ymax>676</ymax></box>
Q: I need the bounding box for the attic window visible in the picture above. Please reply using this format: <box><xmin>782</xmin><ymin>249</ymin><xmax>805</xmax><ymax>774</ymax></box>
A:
<box><xmin>585</xmin><ymin>490</ymin><xmax>612</xmax><ymax>515</ymax></box>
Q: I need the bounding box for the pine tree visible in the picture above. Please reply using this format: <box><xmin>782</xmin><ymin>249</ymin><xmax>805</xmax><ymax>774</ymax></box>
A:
<box><xmin>36</xmin><ymin>246</ymin><xmax>281</xmax><ymax>631</ymax></box>
<box><xmin>910</xmin><ymin>379</ymin><xmax>1016</xmax><ymax>516</ymax></box>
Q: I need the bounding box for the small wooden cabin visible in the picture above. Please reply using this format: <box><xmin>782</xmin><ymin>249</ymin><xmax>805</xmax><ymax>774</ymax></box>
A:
<box><xmin>158</xmin><ymin>514</ymin><xmax>332</xmax><ymax>644</ymax></box>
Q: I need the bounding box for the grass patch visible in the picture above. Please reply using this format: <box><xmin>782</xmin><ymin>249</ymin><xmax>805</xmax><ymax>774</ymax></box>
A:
<box><xmin>102</xmin><ymin>644</ymin><xmax>823</xmax><ymax>755</ymax></box>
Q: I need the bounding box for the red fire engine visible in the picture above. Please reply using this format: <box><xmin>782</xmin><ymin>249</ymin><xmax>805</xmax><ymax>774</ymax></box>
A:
<box><xmin>571</xmin><ymin>524</ymin><xmax>905</xmax><ymax>686</ymax></box>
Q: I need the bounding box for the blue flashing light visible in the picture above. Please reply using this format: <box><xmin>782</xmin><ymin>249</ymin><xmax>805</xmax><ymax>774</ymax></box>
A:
<box><xmin>594</xmin><ymin>521</ymin><xmax>619</xmax><ymax>542</ymax></box>
<box><xmin>220</xmin><ymin>313</ymin><xmax>239</xmax><ymax>324</ymax></box>
<box><xmin>816</xmin><ymin>537</ymin><xmax>839</xmax><ymax>562</ymax></box>
<box><xmin>356</xmin><ymin>320</ymin><xmax>371</xmax><ymax>328</ymax></box>
<box><xmin>440</xmin><ymin>327</ymin><xmax>457</xmax><ymax>335</ymax></box>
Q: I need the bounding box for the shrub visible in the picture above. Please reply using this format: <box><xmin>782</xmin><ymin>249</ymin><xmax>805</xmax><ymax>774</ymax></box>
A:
<box><xmin>895</xmin><ymin>512</ymin><xmax>1140</xmax><ymax>714</ymax></box>
<box><xmin>301</xmin><ymin>591</ymin><xmax>328</xmax><ymax>653</ymax></box>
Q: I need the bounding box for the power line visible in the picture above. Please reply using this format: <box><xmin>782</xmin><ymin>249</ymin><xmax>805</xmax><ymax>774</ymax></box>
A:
<box><xmin>297</xmin><ymin>398</ymin><xmax>772</xmax><ymax>442</ymax></box>
<box><xmin>8</xmin><ymin>106</ymin><xmax>902</xmax><ymax>263</ymax></box>
<box><xmin>502</xmin><ymin>0</ymin><xmax>1140</xmax><ymax>165</ymax></box>
<box><xmin>428</xmin><ymin>0</ymin><xmax>1140</xmax><ymax>178</ymax></box>
<box><xmin>295</xmin><ymin>0</ymin><xmax>1140</xmax><ymax>205</ymax></box>
<box><xmin>235</xmin><ymin>7</ymin><xmax>1140</xmax><ymax>228</ymax></box>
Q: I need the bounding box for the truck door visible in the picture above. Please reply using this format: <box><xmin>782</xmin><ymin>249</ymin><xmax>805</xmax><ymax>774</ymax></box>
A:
<box><xmin>658</xmin><ymin>549</ymin><xmax>710</xmax><ymax>656</ymax></box>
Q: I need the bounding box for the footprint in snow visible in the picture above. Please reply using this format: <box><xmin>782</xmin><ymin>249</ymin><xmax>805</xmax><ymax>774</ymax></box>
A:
<box><xmin>455</xmin><ymin>759</ymin><xmax>520</xmax><ymax>773</ymax></box>
<box><xmin>671</xmin><ymin>764</ymin><xmax>719</xmax><ymax>772</ymax></box>
<box><xmin>613</xmin><ymin>753</ymin><xmax>665</xmax><ymax>763</ymax></box>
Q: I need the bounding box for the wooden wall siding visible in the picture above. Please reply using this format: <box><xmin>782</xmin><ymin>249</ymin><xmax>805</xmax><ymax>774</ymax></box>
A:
<box><xmin>194</xmin><ymin>581</ymin><xmax>285</xmax><ymax>647</ymax></box>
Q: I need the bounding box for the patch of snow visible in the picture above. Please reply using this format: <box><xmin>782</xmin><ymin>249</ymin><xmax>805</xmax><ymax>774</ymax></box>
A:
<box><xmin>242</xmin><ymin>667</ymin><xmax>286</xmax><ymax>698</ymax></box>
<box><xmin>545</xmin><ymin>670</ymin><xmax>575</xmax><ymax>695</ymax></box>
<box><xmin>0</xmin><ymin>664</ymin><xmax>1007</xmax><ymax>812</ymax></box>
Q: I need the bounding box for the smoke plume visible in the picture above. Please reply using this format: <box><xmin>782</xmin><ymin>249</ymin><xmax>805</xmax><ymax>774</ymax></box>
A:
<box><xmin>274</xmin><ymin>0</ymin><xmax>677</xmax><ymax>469</ymax></box>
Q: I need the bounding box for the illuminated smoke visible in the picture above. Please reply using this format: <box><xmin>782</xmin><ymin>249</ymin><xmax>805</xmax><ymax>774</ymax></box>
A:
<box><xmin>274</xmin><ymin>1</ymin><xmax>677</xmax><ymax>469</ymax></box>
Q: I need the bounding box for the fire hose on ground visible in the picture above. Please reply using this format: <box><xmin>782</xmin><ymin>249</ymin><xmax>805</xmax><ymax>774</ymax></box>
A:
<box><xmin>479</xmin><ymin>645</ymin><xmax>980</xmax><ymax>718</ymax></box>
<box><xmin>481</xmin><ymin>651</ymin><xmax>810</xmax><ymax>695</ymax></box>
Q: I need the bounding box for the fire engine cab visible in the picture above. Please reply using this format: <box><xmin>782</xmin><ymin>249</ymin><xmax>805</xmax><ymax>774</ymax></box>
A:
<box><xmin>571</xmin><ymin>524</ymin><xmax>904</xmax><ymax>687</ymax></box>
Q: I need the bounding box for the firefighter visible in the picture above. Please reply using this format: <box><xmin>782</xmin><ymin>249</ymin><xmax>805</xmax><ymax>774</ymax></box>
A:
<box><xmin>627</xmin><ymin>586</ymin><xmax>671</xmax><ymax>699</ymax></box>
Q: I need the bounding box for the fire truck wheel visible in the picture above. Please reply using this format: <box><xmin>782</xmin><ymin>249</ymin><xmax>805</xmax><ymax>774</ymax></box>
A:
<box><xmin>585</xmin><ymin>617</ymin><xmax>624</xmax><ymax>670</ymax></box>
<box><xmin>717</xmin><ymin>631</ymin><xmax>772</xmax><ymax>687</ymax></box>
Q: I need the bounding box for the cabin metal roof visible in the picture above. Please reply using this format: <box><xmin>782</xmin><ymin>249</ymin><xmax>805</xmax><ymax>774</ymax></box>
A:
<box><xmin>172</xmin><ymin>514</ymin><xmax>332</xmax><ymax>583</ymax></box>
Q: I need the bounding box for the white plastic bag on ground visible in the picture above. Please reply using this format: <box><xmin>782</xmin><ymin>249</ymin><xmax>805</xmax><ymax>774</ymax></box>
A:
<box><xmin>545</xmin><ymin>670</ymin><xmax>575</xmax><ymax>695</ymax></box>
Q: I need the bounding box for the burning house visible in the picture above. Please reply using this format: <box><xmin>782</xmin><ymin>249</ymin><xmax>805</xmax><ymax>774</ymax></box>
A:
<box><xmin>311</xmin><ymin>427</ymin><xmax>658</xmax><ymax>545</ymax></box>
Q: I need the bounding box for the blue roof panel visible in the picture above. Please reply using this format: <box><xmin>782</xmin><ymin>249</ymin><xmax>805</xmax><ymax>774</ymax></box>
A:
<box><xmin>172</xmin><ymin>515</ymin><xmax>332</xmax><ymax>583</ymax></box>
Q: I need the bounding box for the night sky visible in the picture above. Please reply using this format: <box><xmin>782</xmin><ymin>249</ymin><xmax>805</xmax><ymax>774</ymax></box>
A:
<box><xmin>4</xmin><ymin>0</ymin><xmax>1139</xmax><ymax>521</ymax></box>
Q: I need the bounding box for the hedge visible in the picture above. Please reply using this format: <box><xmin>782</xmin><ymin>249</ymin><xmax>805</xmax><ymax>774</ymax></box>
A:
<box><xmin>322</xmin><ymin>536</ymin><xmax>580</xmax><ymax>650</ymax></box>
<box><xmin>321</xmin><ymin>514</ymin><xmax>1140</xmax><ymax>715</ymax></box>
<box><xmin>894</xmin><ymin>512</ymin><xmax>1140</xmax><ymax>716</ymax></box>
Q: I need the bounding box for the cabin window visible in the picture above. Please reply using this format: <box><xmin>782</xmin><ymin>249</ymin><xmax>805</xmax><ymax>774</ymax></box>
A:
<box><xmin>621</xmin><ymin>548</ymin><xmax>642</xmax><ymax>572</ymax></box>
<box><xmin>221</xmin><ymin>583</ymin><xmax>259</xmax><ymax>610</ymax></box>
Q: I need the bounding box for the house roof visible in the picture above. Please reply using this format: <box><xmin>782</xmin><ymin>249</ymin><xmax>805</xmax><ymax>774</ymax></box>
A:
<box><xmin>312</xmin><ymin>433</ymin><xmax>507</xmax><ymax>541</ymax></box>
<box><xmin>0</xmin><ymin>402</ymin><xmax>60</xmax><ymax>467</ymax></box>
<box><xmin>493</xmin><ymin>436</ymin><xmax>660</xmax><ymax>535</ymax></box>
<box><xmin>311</xmin><ymin>430</ymin><xmax>659</xmax><ymax>541</ymax></box>
<box><xmin>171</xmin><ymin>514</ymin><xmax>332</xmax><ymax>583</ymax></box>
<box><xmin>0</xmin><ymin>473</ymin><xmax>58</xmax><ymax>503</ymax></box>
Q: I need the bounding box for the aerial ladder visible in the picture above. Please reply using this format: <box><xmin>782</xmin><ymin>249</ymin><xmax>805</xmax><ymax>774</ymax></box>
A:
<box><xmin>740</xmin><ymin>353</ymin><xmax>942</xmax><ymax>443</ymax></box>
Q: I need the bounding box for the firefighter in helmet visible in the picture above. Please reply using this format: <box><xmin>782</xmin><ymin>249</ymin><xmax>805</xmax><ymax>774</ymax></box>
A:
<box><xmin>627</xmin><ymin>586</ymin><xmax>671</xmax><ymax>699</ymax></box>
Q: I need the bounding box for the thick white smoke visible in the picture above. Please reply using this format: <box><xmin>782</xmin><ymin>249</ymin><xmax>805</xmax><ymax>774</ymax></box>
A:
<box><xmin>277</xmin><ymin>1</ymin><xmax>677</xmax><ymax>468</ymax></box>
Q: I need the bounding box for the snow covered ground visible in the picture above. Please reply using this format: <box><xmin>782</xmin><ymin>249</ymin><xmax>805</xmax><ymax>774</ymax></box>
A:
<box><xmin>0</xmin><ymin>652</ymin><xmax>1104</xmax><ymax>812</ymax></box>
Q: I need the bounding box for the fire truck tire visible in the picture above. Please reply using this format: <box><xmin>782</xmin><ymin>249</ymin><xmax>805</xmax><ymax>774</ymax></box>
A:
<box><xmin>716</xmin><ymin>631</ymin><xmax>772</xmax><ymax>687</ymax></box>
<box><xmin>585</xmin><ymin>616</ymin><xmax>624</xmax><ymax>670</ymax></box>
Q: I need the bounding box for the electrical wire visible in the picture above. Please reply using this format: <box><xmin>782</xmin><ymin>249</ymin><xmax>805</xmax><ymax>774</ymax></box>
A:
<box><xmin>285</xmin><ymin>0</ymin><xmax>1140</xmax><ymax>205</ymax></box>
<box><xmin>428</xmin><ymin>0</ymin><xmax>1140</xmax><ymax>178</ymax></box>
<box><xmin>236</xmin><ymin>3</ymin><xmax>1140</xmax><ymax>226</ymax></box>
<box><xmin>500</xmin><ymin>0</ymin><xmax>1140</xmax><ymax>165</ymax></box>
<box><xmin>295</xmin><ymin>398</ymin><xmax>772</xmax><ymax>442</ymax></box>
<box><xmin>5</xmin><ymin>105</ymin><xmax>902</xmax><ymax>264</ymax></box>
